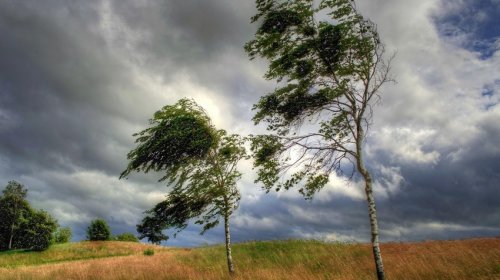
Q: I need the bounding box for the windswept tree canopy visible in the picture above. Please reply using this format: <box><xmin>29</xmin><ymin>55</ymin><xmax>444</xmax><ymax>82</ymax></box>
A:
<box><xmin>136</xmin><ymin>130</ymin><xmax>247</xmax><ymax>244</ymax></box>
<box><xmin>120</xmin><ymin>98</ymin><xmax>216</xmax><ymax>181</ymax></box>
<box><xmin>245</xmin><ymin>0</ymin><xmax>392</xmax><ymax>198</ymax></box>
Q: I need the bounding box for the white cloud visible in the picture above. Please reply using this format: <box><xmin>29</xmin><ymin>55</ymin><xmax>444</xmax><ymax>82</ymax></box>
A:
<box><xmin>20</xmin><ymin>169</ymin><xmax>165</xmax><ymax>225</ymax></box>
<box><xmin>370</xmin><ymin>127</ymin><xmax>440</xmax><ymax>164</ymax></box>
<box><xmin>355</xmin><ymin>0</ymin><xmax>500</xmax><ymax>165</ymax></box>
<box><xmin>382</xmin><ymin>222</ymin><xmax>499</xmax><ymax>240</ymax></box>
<box><xmin>373</xmin><ymin>166</ymin><xmax>405</xmax><ymax>198</ymax></box>
<box><xmin>314</xmin><ymin>175</ymin><xmax>365</xmax><ymax>201</ymax></box>
<box><xmin>232</xmin><ymin>213</ymin><xmax>284</xmax><ymax>231</ymax></box>
<box><xmin>296</xmin><ymin>230</ymin><xmax>358</xmax><ymax>243</ymax></box>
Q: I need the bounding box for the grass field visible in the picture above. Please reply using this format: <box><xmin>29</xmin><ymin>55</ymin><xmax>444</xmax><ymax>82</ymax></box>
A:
<box><xmin>0</xmin><ymin>238</ymin><xmax>499</xmax><ymax>279</ymax></box>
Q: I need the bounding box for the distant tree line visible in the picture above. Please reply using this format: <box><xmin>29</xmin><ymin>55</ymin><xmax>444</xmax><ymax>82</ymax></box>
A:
<box><xmin>0</xmin><ymin>181</ymin><xmax>138</xmax><ymax>252</ymax></box>
<box><xmin>86</xmin><ymin>218</ymin><xmax>138</xmax><ymax>242</ymax></box>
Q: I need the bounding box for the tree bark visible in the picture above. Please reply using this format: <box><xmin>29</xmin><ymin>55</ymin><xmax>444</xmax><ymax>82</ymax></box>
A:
<box><xmin>224</xmin><ymin>211</ymin><xmax>235</xmax><ymax>275</ymax></box>
<box><xmin>8</xmin><ymin>214</ymin><xmax>16</xmax><ymax>250</ymax></box>
<box><xmin>8</xmin><ymin>232</ymin><xmax>13</xmax><ymax>250</ymax></box>
<box><xmin>360</xmin><ymin>165</ymin><xmax>385</xmax><ymax>280</ymax></box>
<box><xmin>356</xmin><ymin>136</ymin><xmax>385</xmax><ymax>280</ymax></box>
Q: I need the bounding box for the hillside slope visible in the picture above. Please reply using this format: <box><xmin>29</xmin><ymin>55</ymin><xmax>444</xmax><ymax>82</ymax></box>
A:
<box><xmin>0</xmin><ymin>238</ymin><xmax>499</xmax><ymax>279</ymax></box>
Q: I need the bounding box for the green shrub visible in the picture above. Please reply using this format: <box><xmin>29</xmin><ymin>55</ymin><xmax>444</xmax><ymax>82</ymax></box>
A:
<box><xmin>19</xmin><ymin>210</ymin><xmax>58</xmax><ymax>251</ymax></box>
<box><xmin>143</xmin><ymin>248</ymin><xmax>154</xmax><ymax>256</ymax></box>
<box><xmin>114</xmin><ymin>233</ymin><xmax>139</xmax><ymax>242</ymax></box>
<box><xmin>53</xmin><ymin>226</ymin><xmax>72</xmax><ymax>243</ymax></box>
<box><xmin>86</xmin><ymin>219</ymin><xmax>111</xmax><ymax>241</ymax></box>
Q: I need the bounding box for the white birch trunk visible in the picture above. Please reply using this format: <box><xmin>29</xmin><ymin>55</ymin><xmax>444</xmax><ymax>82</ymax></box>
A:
<box><xmin>356</xmin><ymin>127</ymin><xmax>386</xmax><ymax>280</ymax></box>
<box><xmin>8</xmin><ymin>232</ymin><xmax>13</xmax><ymax>250</ymax></box>
<box><xmin>224</xmin><ymin>212</ymin><xmax>235</xmax><ymax>275</ymax></box>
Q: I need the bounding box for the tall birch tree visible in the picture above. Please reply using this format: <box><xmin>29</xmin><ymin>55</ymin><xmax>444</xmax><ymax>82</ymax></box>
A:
<box><xmin>245</xmin><ymin>0</ymin><xmax>393</xmax><ymax>279</ymax></box>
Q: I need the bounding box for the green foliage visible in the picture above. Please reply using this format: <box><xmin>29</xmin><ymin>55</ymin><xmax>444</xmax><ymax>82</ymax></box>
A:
<box><xmin>136</xmin><ymin>129</ymin><xmax>248</xmax><ymax>244</ymax></box>
<box><xmin>143</xmin><ymin>248</ymin><xmax>155</xmax><ymax>256</ymax></box>
<box><xmin>136</xmin><ymin>191</ymin><xmax>207</xmax><ymax>244</ymax></box>
<box><xmin>250</xmin><ymin>135</ymin><xmax>282</xmax><ymax>190</ymax></box>
<box><xmin>114</xmin><ymin>233</ymin><xmax>139</xmax><ymax>242</ymax></box>
<box><xmin>53</xmin><ymin>226</ymin><xmax>72</xmax><ymax>244</ymax></box>
<box><xmin>0</xmin><ymin>181</ymin><xmax>30</xmax><ymax>250</ymax></box>
<box><xmin>17</xmin><ymin>210</ymin><xmax>58</xmax><ymax>251</ymax></box>
<box><xmin>120</xmin><ymin>98</ymin><xmax>216</xmax><ymax>181</ymax></box>
<box><xmin>0</xmin><ymin>181</ymin><xmax>58</xmax><ymax>251</ymax></box>
<box><xmin>245</xmin><ymin>0</ymin><xmax>391</xmax><ymax>197</ymax></box>
<box><xmin>2</xmin><ymin>181</ymin><xmax>28</xmax><ymax>198</ymax></box>
<box><xmin>87</xmin><ymin>219</ymin><xmax>111</xmax><ymax>241</ymax></box>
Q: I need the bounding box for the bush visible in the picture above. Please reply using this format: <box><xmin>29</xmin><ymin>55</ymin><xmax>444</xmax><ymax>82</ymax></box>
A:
<box><xmin>19</xmin><ymin>210</ymin><xmax>58</xmax><ymax>251</ymax></box>
<box><xmin>114</xmin><ymin>233</ymin><xmax>139</xmax><ymax>242</ymax></box>
<box><xmin>144</xmin><ymin>248</ymin><xmax>154</xmax><ymax>256</ymax></box>
<box><xmin>53</xmin><ymin>226</ymin><xmax>72</xmax><ymax>243</ymax></box>
<box><xmin>86</xmin><ymin>219</ymin><xmax>111</xmax><ymax>241</ymax></box>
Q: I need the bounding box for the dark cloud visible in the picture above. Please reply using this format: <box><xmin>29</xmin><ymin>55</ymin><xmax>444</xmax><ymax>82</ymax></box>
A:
<box><xmin>368</xmin><ymin>114</ymin><xmax>500</xmax><ymax>240</ymax></box>
<box><xmin>0</xmin><ymin>0</ymin><xmax>142</xmax><ymax>176</ymax></box>
<box><xmin>109</xmin><ymin>0</ymin><xmax>255</xmax><ymax>67</ymax></box>
<box><xmin>107</xmin><ymin>0</ymin><xmax>264</xmax><ymax>122</ymax></box>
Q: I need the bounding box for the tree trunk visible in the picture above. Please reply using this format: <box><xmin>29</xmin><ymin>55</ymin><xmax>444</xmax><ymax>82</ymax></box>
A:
<box><xmin>355</xmin><ymin>123</ymin><xmax>385</xmax><ymax>280</ymax></box>
<box><xmin>224</xmin><ymin>212</ymin><xmax>235</xmax><ymax>275</ymax></box>
<box><xmin>8</xmin><ymin>221</ymin><xmax>15</xmax><ymax>250</ymax></box>
<box><xmin>8</xmin><ymin>233</ymin><xmax>13</xmax><ymax>250</ymax></box>
<box><xmin>360</xmin><ymin>165</ymin><xmax>385</xmax><ymax>280</ymax></box>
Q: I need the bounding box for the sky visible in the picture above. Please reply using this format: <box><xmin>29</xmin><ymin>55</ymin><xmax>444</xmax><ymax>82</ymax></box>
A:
<box><xmin>0</xmin><ymin>0</ymin><xmax>499</xmax><ymax>246</ymax></box>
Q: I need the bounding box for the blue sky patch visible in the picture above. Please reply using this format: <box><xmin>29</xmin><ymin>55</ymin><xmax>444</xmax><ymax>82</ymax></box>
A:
<box><xmin>481</xmin><ymin>87</ymin><xmax>494</xmax><ymax>97</ymax></box>
<box><xmin>434</xmin><ymin>0</ymin><xmax>500</xmax><ymax>59</ymax></box>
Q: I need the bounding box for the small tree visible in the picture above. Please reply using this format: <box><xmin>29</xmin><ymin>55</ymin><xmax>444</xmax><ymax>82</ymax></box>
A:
<box><xmin>53</xmin><ymin>226</ymin><xmax>72</xmax><ymax>243</ymax></box>
<box><xmin>0</xmin><ymin>181</ymin><xmax>30</xmax><ymax>250</ymax></box>
<box><xmin>245</xmin><ymin>1</ymin><xmax>393</xmax><ymax>279</ymax></box>
<box><xmin>114</xmin><ymin>233</ymin><xmax>139</xmax><ymax>242</ymax></box>
<box><xmin>121</xmin><ymin>99</ymin><xmax>247</xmax><ymax>275</ymax></box>
<box><xmin>0</xmin><ymin>181</ymin><xmax>58</xmax><ymax>251</ymax></box>
<box><xmin>87</xmin><ymin>219</ymin><xmax>111</xmax><ymax>241</ymax></box>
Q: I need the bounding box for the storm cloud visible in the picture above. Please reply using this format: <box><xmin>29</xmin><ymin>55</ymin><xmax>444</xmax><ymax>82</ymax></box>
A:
<box><xmin>0</xmin><ymin>0</ymin><xmax>499</xmax><ymax>245</ymax></box>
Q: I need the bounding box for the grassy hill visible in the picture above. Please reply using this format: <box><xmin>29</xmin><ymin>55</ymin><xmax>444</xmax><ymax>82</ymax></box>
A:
<box><xmin>0</xmin><ymin>238</ymin><xmax>499</xmax><ymax>279</ymax></box>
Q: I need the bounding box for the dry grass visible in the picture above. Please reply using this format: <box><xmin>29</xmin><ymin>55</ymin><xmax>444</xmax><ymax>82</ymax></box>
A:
<box><xmin>0</xmin><ymin>238</ymin><xmax>499</xmax><ymax>279</ymax></box>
